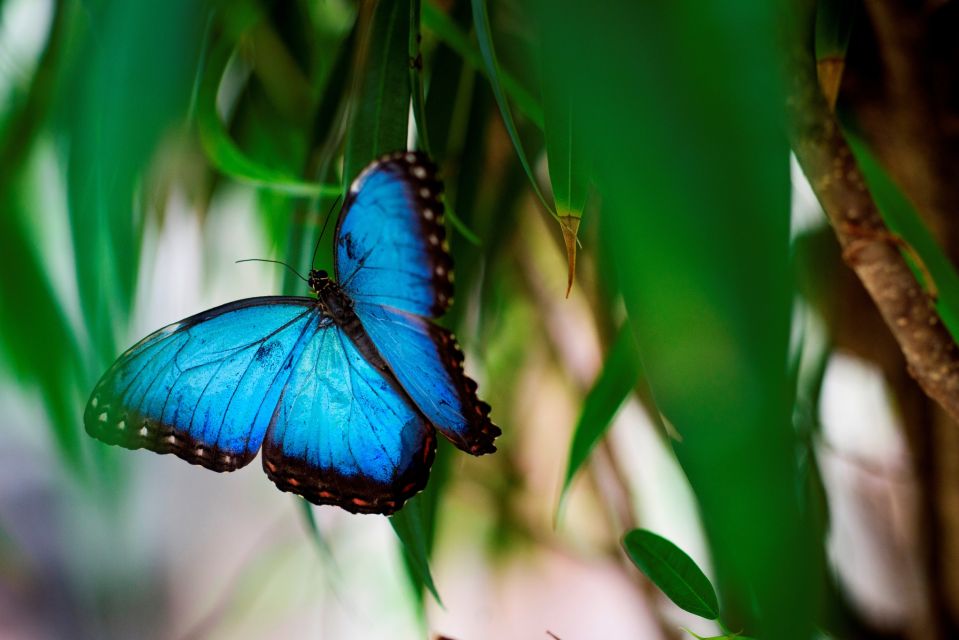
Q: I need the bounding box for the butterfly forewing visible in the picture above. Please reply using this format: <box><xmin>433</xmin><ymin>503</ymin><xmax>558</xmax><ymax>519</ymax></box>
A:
<box><xmin>85</xmin><ymin>297</ymin><xmax>318</xmax><ymax>471</ymax></box>
<box><xmin>335</xmin><ymin>151</ymin><xmax>454</xmax><ymax>318</ymax></box>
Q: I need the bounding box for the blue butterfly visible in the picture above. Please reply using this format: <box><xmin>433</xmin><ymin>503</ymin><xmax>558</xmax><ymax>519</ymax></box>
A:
<box><xmin>84</xmin><ymin>151</ymin><xmax>500</xmax><ymax>514</ymax></box>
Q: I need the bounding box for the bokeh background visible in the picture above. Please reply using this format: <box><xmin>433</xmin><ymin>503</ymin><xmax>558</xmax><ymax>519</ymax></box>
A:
<box><xmin>1</xmin><ymin>1</ymin><xmax>958</xmax><ymax>639</ymax></box>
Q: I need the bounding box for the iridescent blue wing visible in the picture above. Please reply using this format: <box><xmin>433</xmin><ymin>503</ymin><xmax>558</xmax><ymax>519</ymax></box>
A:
<box><xmin>335</xmin><ymin>151</ymin><xmax>453</xmax><ymax>318</ymax></box>
<box><xmin>262</xmin><ymin>323</ymin><xmax>435</xmax><ymax>514</ymax></box>
<box><xmin>85</xmin><ymin>297</ymin><xmax>318</xmax><ymax>471</ymax></box>
<box><xmin>354</xmin><ymin>302</ymin><xmax>499</xmax><ymax>455</ymax></box>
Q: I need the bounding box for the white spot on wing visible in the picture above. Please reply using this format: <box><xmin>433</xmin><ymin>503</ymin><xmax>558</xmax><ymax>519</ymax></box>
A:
<box><xmin>412</xmin><ymin>166</ymin><xmax>427</xmax><ymax>179</ymax></box>
<box><xmin>98</xmin><ymin>412</ymin><xmax>107</xmax><ymax>423</ymax></box>
<box><xmin>423</xmin><ymin>208</ymin><xmax>434</xmax><ymax>221</ymax></box>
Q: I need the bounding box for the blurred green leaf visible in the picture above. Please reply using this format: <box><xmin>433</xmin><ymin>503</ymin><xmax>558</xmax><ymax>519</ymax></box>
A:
<box><xmin>64</xmin><ymin>0</ymin><xmax>210</xmax><ymax>365</ymax></box>
<box><xmin>557</xmin><ymin>326</ymin><xmax>640</xmax><ymax>520</ymax></box>
<box><xmin>814</xmin><ymin>0</ymin><xmax>853</xmax><ymax>60</ymax></box>
<box><xmin>390</xmin><ymin>493</ymin><xmax>443</xmax><ymax>607</ymax></box>
<box><xmin>342</xmin><ymin>0</ymin><xmax>441</xmax><ymax>607</ymax></box>
<box><xmin>0</xmin><ymin>0</ymin><xmax>84</xmax><ymax>472</ymax></box>
<box><xmin>343</xmin><ymin>0</ymin><xmax>412</xmax><ymax>182</ymax></box>
<box><xmin>422</xmin><ymin>0</ymin><xmax>543</xmax><ymax>129</ymax></box>
<box><xmin>196</xmin><ymin>33</ymin><xmax>340</xmax><ymax>198</ymax></box>
<box><xmin>623</xmin><ymin>529</ymin><xmax>720</xmax><ymax>620</ymax></box>
<box><xmin>538</xmin><ymin>5</ymin><xmax>590</xmax><ymax>294</ymax></box>
<box><xmin>537</xmin><ymin>1</ymin><xmax>814</xmax><ymax>636</ymax></box>
<box><xmin>470</xmin><ymin>0</ymin><xmax>553</xmax><ymax>218</ymax></box>
<box><xmin>297</xmin><ymin>500</ymin><xmax>332</xmax><ymax>558</ymax></box>
<box><xmin>844</xmin><ymin>129</ymin><xmax>959</xmax><ymax>344</ymax></box>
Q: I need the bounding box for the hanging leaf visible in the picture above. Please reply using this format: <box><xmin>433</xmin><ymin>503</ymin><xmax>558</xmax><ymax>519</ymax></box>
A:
<box><xmin>556</xmin><ymin>326</ymin><xmax>640</xmax><ymax>521</ymax></box>
<box><xmin>342</xmin><ymin>0</ymin><xmax>442</xmax><ymax>607</ymax></box>
<box><xmin>343</xmin><ymin>0</ymin><xmax>412</xmax><ymax>181</ymax></box>
<box><xmin>65</xmin><ymin>0</ymin><xmax>210</xmax><ymax>365</ymax></box>
<box><xmin>814</xmin><ymin>0</ymin><xmax>854</xmax><ymax>110</ymax></box>
<box><xmin>623</xmin><ymin>529</ymin><xmax>720</xmax><ymax>620</ymax></box>
<box><xmin>422</xmin><ymin>0</ymin><xmax>543</xmax><ymax>129</ymax></box>
<box><xmin>844</xmin><ymin>129</ymin><xmax>959</xmax><ymax>344</ymax></box>
<box><xmin>195</xmin><ymin>32</ymin><xmax>340</xmax><ymax>197</ymax></box>
<box><xmin>470</xmin><ymin>0</ymin><xmax>553</xmax><ymax>217</ymax></box>
<box><xmin>539</xmin><ymin>4</ymin><xmax>590</xmax><ymax>296</ymax></box>
<box><xmin>390</xmin><ymin>492</ymin><xmax>444</xmax><ymax>607</ymax></box>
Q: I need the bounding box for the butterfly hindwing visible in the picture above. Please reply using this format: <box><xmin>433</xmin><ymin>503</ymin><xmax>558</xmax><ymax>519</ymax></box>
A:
<box><xmin>85</xmin><ymin>297</ymin><xmax>318</xmax><ymax>471</ymax></box>
<box><xmin>354</xmin><ymin>302</ymin><xmax>499</xmax><ymax>455</ymax></box>
<box><xmin>335</xmin><ymin>152</ymin><xmax>453</xmax><ymax>318</ymax></box>
<box><xmin>262</xmin><ymin>322</ymin><xmax>435</xmax><ymax>515</ymax></box>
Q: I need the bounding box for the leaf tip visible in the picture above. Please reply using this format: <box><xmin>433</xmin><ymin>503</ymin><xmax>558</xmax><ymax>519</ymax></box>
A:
<box><xmin>560</xmin><ymin>214</ymin><xmax>581</xmax><ymax>298</ymax></box>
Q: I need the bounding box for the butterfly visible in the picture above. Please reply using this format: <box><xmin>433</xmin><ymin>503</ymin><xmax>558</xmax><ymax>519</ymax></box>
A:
<box><xmin>84</xmin><ymin>151</ymin><xmax>500</xmax><ymax>515</ymax></box>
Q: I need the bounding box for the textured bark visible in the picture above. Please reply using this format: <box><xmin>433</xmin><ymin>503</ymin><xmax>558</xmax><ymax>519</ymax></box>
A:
<box><xmin>843</xmin><ymin>3</ymin><xmax>959</xmax><ymax>633</ymax></box>
<box><xmin>784</xmin><ymin>7</ymin><xmax>959</xmax><ymax>426</ymax></box>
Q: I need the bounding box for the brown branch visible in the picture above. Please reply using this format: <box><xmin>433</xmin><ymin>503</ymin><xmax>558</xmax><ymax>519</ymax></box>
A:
<box><xmin>784</xmin><ymin>2</ymin><xmax>959</xmax><ymax>424</ymax></box>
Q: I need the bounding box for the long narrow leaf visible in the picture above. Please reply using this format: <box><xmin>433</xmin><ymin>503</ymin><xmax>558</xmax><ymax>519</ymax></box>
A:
<box><xmin>409</xmin><ymin>0</ymin><xmax>431</xmax><ymax>155</ymax></box>
<box><xmin>844</xmin><ymin>129</ymin><xmax>959</xmax><ymax>345</ymax></box>
<box><xmin>556</xmin><ymin>326</ymin><xmax>640</xmax><ymax>521</ymax></box>
<box><xmin>65</xmin><ymin>0</ymin><xmax>209</xmax><ymax>365</ymax></box>
<box><xmin>343</xmin><ymin>0</ymin><xmax>412</xmax><ymax>181</ymax></box>
<box><xmin>196</xmin><ymin>35</ymin><xmax>340</xmax><ymax>198</ymax></box>
<box><xmin>390</xmin><ymin>493</ymin><xmax>443</xmax><ymax>606</ymax></box>
<box><xmin>470</xmin><ymin>0</ymin><xmax>554</xmax><ymax>218</ymax></box>
<box><xmin>538</xmin><ymin>4</ymin><xmax>590</xmax><ymax>295</ymax></box>
<box><xmin>343</xmin><ymin>0</ymin><xmax>442</xmax><ymax>607</ymax></box>
<box><xmin>422</xmin><ymin>0</ymin><xmax>542</xmax><ymax>129</ymax></box>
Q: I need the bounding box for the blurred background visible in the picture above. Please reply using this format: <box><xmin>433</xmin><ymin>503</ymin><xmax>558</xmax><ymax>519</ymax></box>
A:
<box><xmin>1</xmin><ymin>0</ymin><xmax>958</xmax><ymax>638</ymax></box>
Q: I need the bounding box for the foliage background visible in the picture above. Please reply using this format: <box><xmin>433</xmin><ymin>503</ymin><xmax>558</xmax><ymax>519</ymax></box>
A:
<box><xmin>1</xmin><ymin>0</ymin><xmax>957</xmax><ymax>638</ymax></box>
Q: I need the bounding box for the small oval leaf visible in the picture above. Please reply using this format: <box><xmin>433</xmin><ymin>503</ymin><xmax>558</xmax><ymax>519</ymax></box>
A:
<box><xmin>622</xmin><ymin>529</ymin><xmax>720</xmax><ymax>620</ymax></box>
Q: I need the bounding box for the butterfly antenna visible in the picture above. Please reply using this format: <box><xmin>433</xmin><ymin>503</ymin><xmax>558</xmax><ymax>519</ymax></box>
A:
<box><xmin>235</xmin><ymin>258</ymin><xmax>309</xmax><ymax>284</ymax></box>
<box><xmin>312</xmin><ymin>196</ymin><xmax>342</xmax><ymax>269</ymax></box>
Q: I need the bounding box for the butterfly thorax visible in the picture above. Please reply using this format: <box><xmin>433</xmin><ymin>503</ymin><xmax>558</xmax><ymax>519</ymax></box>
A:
<box><xmin>309</xmin><ymin>269</ymin><xmax>393</xmax><ymax>379</ymax></box>
<box><xmin>310</xmin><ymin>269</ymin><xmax>353</xmax><ymax>321</ymax></box>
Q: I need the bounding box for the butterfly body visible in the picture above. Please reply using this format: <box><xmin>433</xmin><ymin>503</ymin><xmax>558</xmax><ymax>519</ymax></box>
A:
<box><xmin>85</xmin><ymin>152</ymin><xmax>499</xmax><ymax>515</ymax></box>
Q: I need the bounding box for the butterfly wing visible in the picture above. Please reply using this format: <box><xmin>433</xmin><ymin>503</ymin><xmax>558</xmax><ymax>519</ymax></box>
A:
<box><xmin>262</xmin><ymin>322</ymin><xmax>435</xmax><ymax>515</ymax></box>
<box><xmin>354</xmin><ymin>302</ymin><xmax>499</xmax><ymax>455</ymax></box>
<box><xmin>335</xmin><ymin>151</ymin><xmax>453</xmax><ymax>318</ymax></box>
<box><xmin>85</xmin><ymin>297</ymin><xmax>318</xmax><ymax>471</ymax></box>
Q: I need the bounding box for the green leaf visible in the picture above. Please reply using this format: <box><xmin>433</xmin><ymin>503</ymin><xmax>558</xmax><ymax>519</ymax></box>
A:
<box><xmin>343</xmin><ymin>0</ymin><xmax>442</xmax><ymax>608</ymax></box>
<box><xmin>390</xmin><ymin>493</ymin><xmax>443</xmax><ymax>606</ymax></box>
<box><xmin>537</xmin><ymin>5</ymin><xmax>590</xmax><ymax>295</ymax></box>
<box><xmin>343</xmin><ymin>0</ymin><xmax>412</xmax><ymax>182</ymax></box>
<box><xmin>64</xmin><ymin>0</ymin><xmax>210</xmax><ymax>364</ymax></box>
<box><xmin>843</xmin><ymin>129</ymin><xmax>959</xmax><ymax>346</ymax></box>
<box><xmin>195</xmin><ymin>32</ymin><xmax>340</xmax><ymax>198</ymax></box>
<box><xmin>556</xmin><ymin>326</ymin><xmax>640</xmax><ymax>521</ymax></box>
<box><xmin>422</xmin><ymin>0</ymin><xmax>542</xmax><ymax>129</ymax></box>
<box><xmin>623</xmin><ymin>529</ymin><xmax>720</xmax><ymax>620</ymax></box>
<box><xmin>537</xmin><ymin>2</ymin><xmax>815</xmax><ymax>636</ymax></box>
<box><xmin>297</xmin><ymin>499</ymin><xmax>336</xmax><ymax>564</ymax></box>
<box><xmin>814</xmin><ymin>0</ymin><xmax>853</xmax><ymax>60</ymax></box>
<box><xmin>409</xmin><ymin>0</ymin><xmax>431</xmax><ymax>154</ymax></box>
<box><xmin>470</xmin><ymin>0</ymin><xmax>554</xmax><ymax>218</ymax></box>
<box><xmin>0</xmin><ymin>0</ymin><xmax>85</xmax><ymax>472</ymax></box>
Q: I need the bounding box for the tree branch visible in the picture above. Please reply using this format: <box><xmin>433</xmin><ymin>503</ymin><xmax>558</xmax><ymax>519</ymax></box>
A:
<box><xmin>784</xmin><ymin>1</ymin><xmax>959</xmax><ymax>424</ymax></box>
